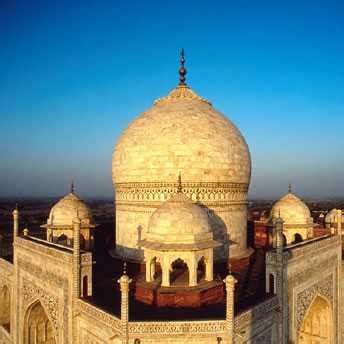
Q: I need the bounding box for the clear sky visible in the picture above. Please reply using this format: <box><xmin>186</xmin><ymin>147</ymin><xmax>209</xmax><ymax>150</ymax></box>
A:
<box><xmin>1</xmin><ymin>0</ymin><xmax>343</xmax><ymax>200</ymax></box>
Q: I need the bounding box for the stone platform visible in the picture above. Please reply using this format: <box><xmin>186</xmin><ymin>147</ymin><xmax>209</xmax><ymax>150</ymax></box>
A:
<box><xmin>135</xmin><ymin>270</ymin><xmax>224</xmax><ymax>308</ymax></box>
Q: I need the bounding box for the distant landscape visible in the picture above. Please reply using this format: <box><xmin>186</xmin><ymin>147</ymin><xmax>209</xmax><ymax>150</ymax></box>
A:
<box><xmin>1</xmin><ymin>197</ymin><xmax>343</xmax><ymax>236</ymax></box>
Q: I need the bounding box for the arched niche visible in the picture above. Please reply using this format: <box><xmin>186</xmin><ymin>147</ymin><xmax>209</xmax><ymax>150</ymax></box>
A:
<box><xmin>24</xmin><ymin>300</ymin><xmax>56</xmax><ymax>344</ymax></box>
<box><xmin>298</xmin><ymin>295</ymin><xmax>333</xmax><ymax>344</ymax></box>
<box><xmin>0</xmin><ymin>285</ymin><xmax>11</xmax><ymax>331</ymax></box>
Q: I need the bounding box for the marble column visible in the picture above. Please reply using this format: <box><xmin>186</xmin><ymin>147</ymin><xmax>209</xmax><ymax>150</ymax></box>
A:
<box><xmin>205</xmin><ymin>250</ymin><xmax>213</xmax><ymax>282</ymax></box>
<box><xmin>189</xmin><ymin>257</ymin><xmax>197</xmax><ymax>287</ymax></box>
<box><xmin>145</xmin><ymin>259</ymin><xmax>151</xmax><ymax>282</ymax></box>
<box><xmin>73</xmin><ymin>217</ymin><xmax>81</xmax><ymax>299</ymax></box>
<box><xmin>224</xmin><ymin>274</ymin><xmax>237</xmax><ymax>344</ymax></box>
<box><xmin>12</xmin><ymin>206</ymin><xmax>19</xmax><ymax>239</ymax></box>
<box><xmin>118</xmin><ymin>264</ymin><xmax>132</xmax><ymax>344</ymax></box>
<box><xmin>161</xmin><ymin>263</ymin><xmax>170</xmax><ymax>287</ymax></box>
<box><xmin>150</xmin><ymin>259</ymin><xmax>156</xmax><ymax>281</ymax></box>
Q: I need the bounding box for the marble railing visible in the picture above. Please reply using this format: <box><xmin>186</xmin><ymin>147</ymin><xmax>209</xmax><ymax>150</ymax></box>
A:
<box><xmin>0</xmin><ymin>258</ymin><xmax>13</xmax><ymax>275</ymax></box>
<box><xmin>128</xmin><ymin>320</ymin><xmax>226</xmax><ymax>336</ymax></box>
<box><xmin>0</xmin><ymin>325</ymin><xmax>11</xmax><ymax>343</ymax></box>
<box><xmin>234</xmin><ymin>296</ymin><xmax>279</xmax><ymax>332</ymax></box>
<box><xmin>76</xmin><ymin>299</ymin><xmax>121</xmax><ymax>332</ymax></box>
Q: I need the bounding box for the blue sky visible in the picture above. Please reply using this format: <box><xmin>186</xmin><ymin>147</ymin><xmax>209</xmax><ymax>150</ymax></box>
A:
<box><xmin>0</xmin><ymin>0</ymin><xmax>343</xmax><ymax>199</ymax></box>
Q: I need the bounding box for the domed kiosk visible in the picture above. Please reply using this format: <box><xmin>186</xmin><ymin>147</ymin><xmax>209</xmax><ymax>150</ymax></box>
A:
<box><xmin>270</xmin><ymin>185</ymin><xmax>313</xmax><ymax>244</ymax></box>
<box><xmin>41</xmin><ymin>184</ymin><xmax>96</xmax><ymax>250</ymax></box>
<box><xmin>135</xmin><ymin>176</ymin><xmax>224</xmax><ymax>307</ymax></box>
<box><xmin>112</xmin><ymin>51</ymin><xmax>251</xmax><ymax>262</ymax></box>
<box><xmin>325</xmin><ymin>208</ymin><xmax>344</xmax><ymax>230</ymax></box>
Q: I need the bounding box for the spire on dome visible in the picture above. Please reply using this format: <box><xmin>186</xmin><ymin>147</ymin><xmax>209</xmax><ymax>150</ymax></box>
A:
<box><xmin>178</xmin><ymin>48</ymin><xmax>187</xmax><ymax>86</ymax></box>
<box><xmin>288</xmin><ymin>183</ymin><xmax>292</xmax><ymax>194</ymax></box>
<box><xmin>177</xmin><ymin>172</ymin><xmax>183</xmax><ymax>193</ymax></box>
<box><xmin>71</xmin><ymin>180</ymin><xmax>75</xmax><ymax>194</ymax></box>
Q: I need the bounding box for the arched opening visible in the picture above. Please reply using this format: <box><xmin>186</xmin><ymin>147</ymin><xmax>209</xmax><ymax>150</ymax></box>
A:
<box><xmin>145</xmin><ymin>256</ymin><xmax>161</xmax><ymax>283</ymax></box>
<box><xmin>82</xmin><ymin>276</ymin><xmax>88</xmax><ymax>298</ymax></box>
<box><xmin>197</xmin><ymin>257</ymin><xmax>206</xmax><ymax>283</ymax></box>
<box><xmin>56</xmin><ymin>234</ymin><xmax>68</xmax><ymax>246</ymax></box>
<box><xmin>298</xmin><ymin>295</ymin><xmax>333</xmax><ymax>344</ymax></box>
<box><xmin>149</xmin><ymin>257</ymin><xmax>160</xmax><ymax>281</ymax></box>
<box><xmin>79</xmin><ymin>234</ymin><xmax>85</xmax><ymax>249</ymax></box>
<box><xmin>269</xmin><ymin>274</ymin><xmax>275</xmax><ymax>295</ymax></box>
<box><xmin>25</xmin><ymin>301</ymin><xmax>56</xmax><ymax>344</ymax></box>
<box><xmin>282</xmin><ymin>234</ymin><xmax>287</xmax><ymax>246</ymax></box>
<box><xmin>293</xmin><ymin>233</ymin><xmax>303</xmax><ymax>244</ymax></box>
<box><xmin>0</xmin><ymin>285</ymin><xmax>10</xmax><ymax>332</ymax></box>
<box><xmin>170</xmin><ymin>258</ymin><xmax>189</xmax><ymax>286</ymax></box>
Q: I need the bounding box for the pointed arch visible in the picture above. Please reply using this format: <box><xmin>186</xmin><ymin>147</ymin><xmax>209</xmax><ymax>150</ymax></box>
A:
<box><xmin>298</xmin><ymin>294</ymin><xmax>333</xmax><ymax>344</ymax></box>
<box><xmin>24</xmin><ymin>300</ymin><xmax>56</xmax><ymax>344</ymax></box>
<box><xmin>0</xmin><ymin>285</ymin><xmax>11</xmax><ymax>332</ymax></box>
<box><xmin>56</xmin><ymin>234</ymin><xmax>68</xmax><ymax>246</ymax></box>
<box><xmin>293</xmin><ymin>233</ymin><xmax>303</xmax><ymax>244</ymax></box>
<box><xmin>197</xmin><ymin>256</ymin><xmax>206</xmax><ymax>283</ymax></box>
<box><xmin>170</xmin><ymin>258</ymin><xmax>189</xmax><ymax>286</ymax></box>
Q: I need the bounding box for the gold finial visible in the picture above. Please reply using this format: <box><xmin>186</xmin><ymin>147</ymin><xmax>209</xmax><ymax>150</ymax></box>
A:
<box><xmin>71</xmin><ymin>180</ymin><xmax>75</xmax><ymax>194</ymax></box>
<box><xmin>123</xmin><ymin>261</ymin><xmax>127</xmax><ymax>275</ymax></box>
<box><xmin>15</xmin><ymin>203</ymin><xmax>18</xmax><ymax>211</ymax></box>
<box><xmin>177</xmin><ymin>172</ymin><xmax>183</xmax><ymax>193</ymax></box>
<box><xmin>288</xmin><ymin>183</ymin><xmax>292</xmax><ymax>193</ymax></box>
<box><xmin>178</xmin><ymin>48</ymin><xmax>187</xmax><ymax>86</ymax></box>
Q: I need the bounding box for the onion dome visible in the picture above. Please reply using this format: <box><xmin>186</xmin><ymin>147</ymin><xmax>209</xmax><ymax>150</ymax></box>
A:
<box><xmin>141</xmin><ymin>184</ymin><xmax>220</xmax><ymax>250</ymax></box>
<box><xmin>325</xmin><ymin>209</ymin><xmax>343</xmax><ymax>225</ymax></box>
<box><xmin>270</xmin><ymin>186</ymin><xmax>312</xmax><ymax>225</ymax></box>
<box><xmin>112</xmin><ymin>52</ymin><xmax>251</xmax><ymax>186</ymax></box>
<box><xmin>47</xmin><ymin>188</ymin><xmax>92</xmax><ymax>227</ymax></box>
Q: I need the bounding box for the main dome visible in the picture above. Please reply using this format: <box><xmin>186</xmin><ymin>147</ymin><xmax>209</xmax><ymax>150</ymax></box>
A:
<box><xmin>112</xmin><ymin>85</ymin><xmax>251</xmax><ymax>185</ymax></box>
<box><xmin>112</xmin><ymin>60</ymin><xmax>252</xmax><ymax>261</ymax></box>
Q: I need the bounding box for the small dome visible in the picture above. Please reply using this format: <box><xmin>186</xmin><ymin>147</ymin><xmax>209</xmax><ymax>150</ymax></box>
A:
<box><xmin>270</xmin><ymin>191</ymin><xmax>312</xmax><ymax>225</ymax></box>
<box><xmin>48</xmin><ymin>192</ymin><xmax>92</xmax><ymax>226</ymax></box>
<box><xmin>143</xmin><ymin>191</ymin><xmax>218</xmax><ymax>249</ymax></box>
<box><xmin>325</xmin><ymin>209</ymin><xmax>343</xmax><ymax>224</ymax></box>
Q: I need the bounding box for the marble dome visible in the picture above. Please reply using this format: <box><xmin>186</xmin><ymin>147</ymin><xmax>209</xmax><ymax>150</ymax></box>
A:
<box><xmin>325</xmin><ymin>209</ymin><xmax>343</xmax><ymax>224</ymax></box>
<box><xmin>112</xmin><ymin>67</ymin><xmax>252</xmax><ymax>261</ymax></box>
<box><xmin>270</xmin><ymin>191</ymin><xmax>312</xmax><ymax>225</ymax></box>
<box><xmin>112</xmin><ymin>85</ymin><xmax>251</xmax><ymax>184</ymax></box>
<box><xmin>143</xmin><ymin>191</ymin><xmax>218</xmax><ymax>249</ymax></box>
<box><xmin>48</xmin><ymin>192</ymin><xmax>92</xmax><ymax>227</ymax></box>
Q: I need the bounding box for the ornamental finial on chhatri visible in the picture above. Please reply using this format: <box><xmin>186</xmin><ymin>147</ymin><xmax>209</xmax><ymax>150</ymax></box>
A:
<box><xmin>288</xmin><ymin>183</ymin><xmax>292</xmax><ymax>194</ymax></box>
<box><xmin>71</xmin><ymin>180</ymin><xmax>75</xmax><ymax>194</ymax></box>
<box><xmin>178</xmin><ymin>48</ymin><xmax>187</xmax><ymax>86</ymax></box>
